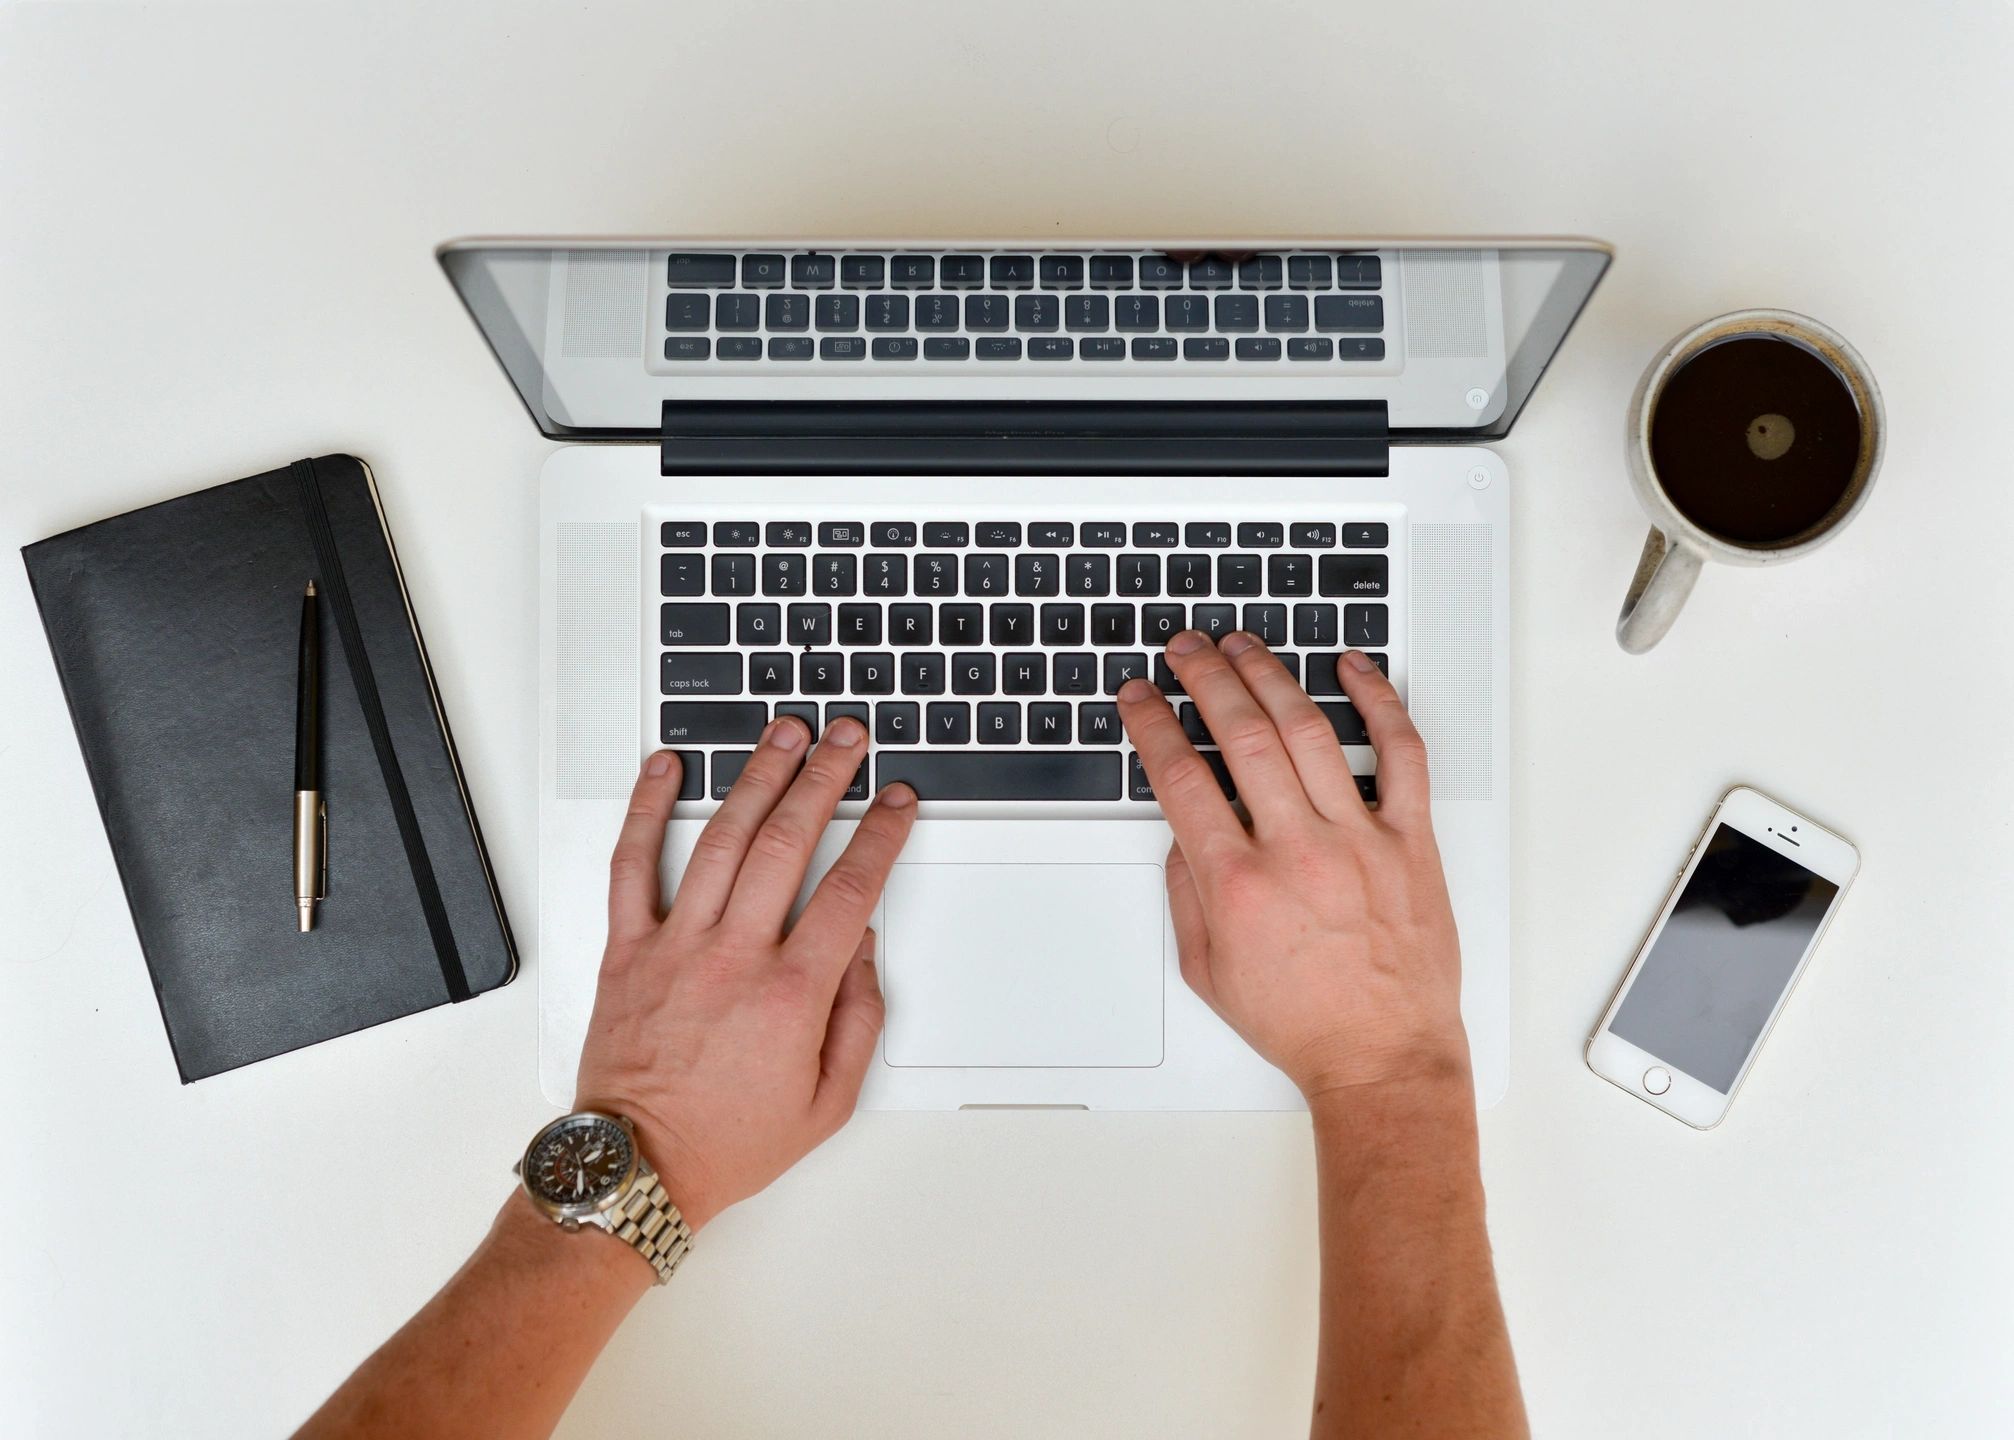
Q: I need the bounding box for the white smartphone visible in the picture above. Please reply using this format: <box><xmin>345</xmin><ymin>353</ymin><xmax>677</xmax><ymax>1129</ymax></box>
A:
<box><xmin>1585</xmin><ymin>786</ymin><xmax>1858</xmax><ymax>1128</ymax></box>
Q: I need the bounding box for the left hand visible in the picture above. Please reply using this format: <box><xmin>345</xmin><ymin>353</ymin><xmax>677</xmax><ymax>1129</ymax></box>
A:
<box><xmin>573</xmin><ymin>716</ymin><xmax>916</xmax><ymax>1231</ymax></box>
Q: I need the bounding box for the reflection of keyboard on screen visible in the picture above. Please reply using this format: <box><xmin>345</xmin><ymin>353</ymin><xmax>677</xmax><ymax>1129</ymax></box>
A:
<box><xmin>658</xmin><ymin>249</ymin><xmax>1388</xmax><ymax>365</ymax></box>
<box><xmin>654</xmin><ymin>513</ymin><xmax>1394</xmax><ymax>807</ymax></box>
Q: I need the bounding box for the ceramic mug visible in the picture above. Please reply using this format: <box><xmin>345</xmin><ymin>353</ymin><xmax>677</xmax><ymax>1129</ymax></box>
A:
<box><xmin>1616</xmin><ymin>309</ymin><xmax>1884</xmax><ymax>653</ymax></box>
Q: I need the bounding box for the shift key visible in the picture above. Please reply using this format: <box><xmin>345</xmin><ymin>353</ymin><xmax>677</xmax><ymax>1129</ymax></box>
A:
<box><xmin>660</xmin><ymin>701</ymin><xmax>768</xmax><ymax>745</ymax></box>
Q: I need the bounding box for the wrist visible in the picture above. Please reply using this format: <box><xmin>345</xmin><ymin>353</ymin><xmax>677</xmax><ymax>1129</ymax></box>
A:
<box><xmin>572</xmin><ymin>1099</ymin><xmax>720</xmax><ymax>1235</ymax></box>
<box><xmin>492</xmin><ymin>1188</ymin><xmax>657</xmax><ymax>1301</ymax></box>
<box><xmin>1305</xmin><ymin>1065</ymin><xmax>1482</xmax><ymax>1193</ymax></box>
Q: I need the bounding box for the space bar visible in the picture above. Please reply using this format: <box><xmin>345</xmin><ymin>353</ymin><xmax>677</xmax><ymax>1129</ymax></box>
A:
<box><xmin>876</xmin><ymin>752</ymin><xmax>1122</xmax><ymax>801</ymax></box>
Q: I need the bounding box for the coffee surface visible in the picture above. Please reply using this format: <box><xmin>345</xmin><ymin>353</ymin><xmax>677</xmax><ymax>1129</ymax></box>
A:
<box><xmin>1649</xmin><ymin>335</ymin><xmax>1862</xmax><ymax>545</ymax></box>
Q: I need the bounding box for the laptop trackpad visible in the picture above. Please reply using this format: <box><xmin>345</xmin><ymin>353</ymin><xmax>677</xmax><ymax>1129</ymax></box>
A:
<box><xmin>881</xmin><ymin>862</ymin><xmax>1164</xmax><ymax>1068</ymax></box>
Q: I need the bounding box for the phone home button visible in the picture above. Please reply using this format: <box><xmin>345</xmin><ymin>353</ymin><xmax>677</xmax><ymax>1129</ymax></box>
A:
<box><xmin>1642</xmin><ymin>1067</ymin><xmax>1673</xmax><ymax>1095</ymax></box>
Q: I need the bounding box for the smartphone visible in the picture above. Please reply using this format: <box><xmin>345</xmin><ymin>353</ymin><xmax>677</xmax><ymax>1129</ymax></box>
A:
<box><xmin>1585</xmin><ymin>786</ymin><xmax>1858</xmax><ymax>1128</ymax></box>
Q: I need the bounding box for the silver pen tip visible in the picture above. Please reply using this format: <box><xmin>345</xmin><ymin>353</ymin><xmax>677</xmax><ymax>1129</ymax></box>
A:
<box><xmin>305</xmin><ymin>580</ymin><xmax>317</xmax><ymax>597</ymax></box>
<box><xmin>297</xmin><ymin>900</ymin><xmax>316</xmax><ymax>933</ymax></box>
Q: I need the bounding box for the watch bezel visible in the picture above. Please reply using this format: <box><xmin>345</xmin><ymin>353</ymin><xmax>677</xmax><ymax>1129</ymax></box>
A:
<box><xmin>518</xmin><ymin>1111</ymin><xmax>642</xmax><ymax>1222</ymax></box>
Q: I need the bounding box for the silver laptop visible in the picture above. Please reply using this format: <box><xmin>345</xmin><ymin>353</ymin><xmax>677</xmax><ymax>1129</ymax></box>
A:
<box><xmin>439</xmin><ymin>237</ymin><xmax>1610</xmax><ymax>1110</ymax></box>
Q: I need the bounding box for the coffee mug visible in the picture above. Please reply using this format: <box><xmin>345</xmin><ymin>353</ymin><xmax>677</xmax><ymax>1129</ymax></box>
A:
<box><xmin>1616</xmin><ymin>309</ymin><xmax>1884</xmax><ymax>653</ymax></box>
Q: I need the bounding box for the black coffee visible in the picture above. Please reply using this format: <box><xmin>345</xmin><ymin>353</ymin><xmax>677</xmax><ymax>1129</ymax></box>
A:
<box><xmin>1648</xmin><ymin>335</ymin><xmax>1863</xmax><ymax>545</ymax></box>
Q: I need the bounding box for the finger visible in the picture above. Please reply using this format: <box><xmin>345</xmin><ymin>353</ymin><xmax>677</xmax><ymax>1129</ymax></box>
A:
<box><xmin>813</xmin><ymin>929</ymin><xmax>885</xmax><ymax>1127</ymax></box>
<box><xmin>1164</xmin><ymin>840</ymin><xmax>1218</xmax><ymax>1012</ymax></box>
<box><xmin>787</xmin><ymin>783</ymin><xmax>918</xmax><ymax>985</ymax></box>
<box><xmin>1160</xmin><ymin>630</ymin><xmax>1311</xmax><ymax>830</ymax></box>
<box><xmin>724</xmin><ymin>718</ymin><xmax>871</xmax><ymax>934</ymax></box>
<box><xmin>673</xmin><ymin>716</ymin><xmax>810</xmax><ymax>926</ymax></box>
<box><xmin>607</xmin><ymin>750</ymin><xmax>684</xmax><ymax>943</ymax></box>
<box><xmin>1216</xmin><ymin>632</ymin><xmax>1363</xmax><ymax>821</ymax></box>
<box><xmin>1115</xmin><ymin>676</ymin><xmax>1247</xmax><ymax>861</ymax></box>
<box><xmin>1336</xmin><ymin>650</ymin><xmax>1431</xmax><ymax>825</ymax></box>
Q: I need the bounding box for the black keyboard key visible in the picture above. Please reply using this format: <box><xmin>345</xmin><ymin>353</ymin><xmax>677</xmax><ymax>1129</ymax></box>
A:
<box><xmin>837</xmin><ymin>603</ymin><xmax>880</xmax><ymax>645</ymax></box>
<box><xmin>799</xmin><ymin>652</ymin><xmax>844</xmax><ymax>693</ymax></box>
<box><xmin>1065</xmin><ymin>554</ymin><xmax>1109</xmax><ymax>597</ymax></box>
<box><xmin>1001</xmin><ymin>653</ymin><xmax>1045</xmax><ymax>694</ymax></box>
<box><xmin>916</xmin><ymin>294</ymin><xmax>960</xmax><ymax>332</ymax></box>
<box><xmin>710</xmin><ymin>751</ymin><xmax>753</xmax><ymax>800</ymax></box>
<box><xmin>988</xmin><ymin>604</ymin><xmax>1034</xmax><ymax>647</ymax></box>
<box><xmin>667</xmin><ymin>253</ymin><xmax>736</xmax><ymax>287</ymax></box>
<box><xmin>713</xmin><ymin>293</ymin><xmax>760</xmax><ymax>331</ymax></box>
<box><xmin>901</xmin><ymin>652</ymin><xmax>946</xmax><ymax>694</ymax></box>
<box><xmin>964</xmin><ymin>552</ymin><xmax>1010</xmax><ymax>596</ymax></box>
<box><xmin>786</xmin><ymin>603</ymin><xmax>832</xmax><ymax>646</ymax></box>
<box><xmin>1114</xmin><ymin>294</ymin><xmax>1159</xmax><ymax>331</ymax></box>
<box><xmin>1288</xmin><ymin>337</ymin><xmax>1332</xmax><ymax>360</ymax></box>
<box><xmin>889</xmin><ymin>604</ymin><xmax>933</xmax><ymax>646</ymax></box>
<box><xmin>1029</xmin><ymin>703</ymin><xmax>1073</xmax><ymax>745</ymax></box>
<box><xmin>1167</xmin><ymin>554</ymin><xmax>1211</xmax><ymax>596</ymax></box>
<box><xmin>926</xmin><ymin>701</ymin><xmax>971</xmax><ymax>745</ymax></box>
<box><xmin>1103</xmin><ymin>651</ymin><xmax>1149</xmax><ymax>694</ymax></box>
<box><xmin>866</xmin><ymin>293</ymin><xmax>910</xmax><ymax>330</ymax></box>
<box><xmin>940</xmin><ymin>604</ymin><xmax>984</xmax><ymax>646</ymax></box>
<box><xmin>1117</xmin><ymin>553</ymin><xmax>1162</xmax><ymax>595</ymax></box>
<box><xmin>1039</xmin><ymin>255</ymin><xmax>1085</xmax><ymax>288</ymax></box>
<box><xmin>660</xmin><ymin>554</ymin><xmax>705</xmax><ymax>595</ymax></box>
<box><xmin>1189</xmin><ymin>258</ymin><xmax>1235</xmax><ymax>289</ymax></box>
<box><xmin>1165</xmin><ymin>294</ymin><xmax>1210</xmax><ymax>331</ymax></box>
<box><xmin>1030</xmin><ymin>522</ymin><xmax>1075</xmax><ymax>548</ymax></box>
<box><xmin>1306</xmin><ymin>651</ymin><xmax>1383</xmax><ymax>694</ymax></box>
<box><xmin>840</xmin><ymin>255</ymin><xmax>885</xmax><ymax>289</ymax></box>
<box><xmin>664</xmin><ymin>294</ymin><xmax>709</xmax><ymax>331</ymax></box>
<box><xmin>1344</xmin><ymin>604</ymin><xmax>1388</xmax><ymax>647</ymax></box>
<box><xmin>1237</xmin><ymin>522</ymin><xmax>1284</xmax><ymax>548</ymax></box>
<box><xmin>990</xmin><ymin>255</ymin><xmax>1035</xmax><ymax>288</ymax></box>
<box><xmin>914</xmin><ymin>553</ymin><xmax>959</xmax><ymax>595</ymax></box>
<box><xmin>924</xmin><ymin>337</ymin><xmax>970</xmax><ymax>360</ymax></box>
<box><xmin>816</xmin><ymin>294</ymin><xmax>860</xmax><ymax>331</ymax></box>
<box><xmin>762</xmin><ymin>553</ymin><xmax>807</xmax><ymax>596</ymax></box>
<box><xmin>1052</xmin><ymin>652</ymin><xmax>1098</xmax><ymax>694</ymax></box>
<box><xmin>1132</xmin><ymin>522</ymin><xmax>1179</xmax><ymax>549</ymax></box>
<box><xmin>818</xmin><ymin>521</ymin><xmax>865</xmax><ymax>548</ymax></box>
<box><xmin>1235</xmin><ymin>337</ymin><xmax>1282</xmax><ymax>361</ymax></box>
<box><xmin>718</xmin><ymin>336</ymin><xmax>762</xmax><ymax>359</ymax></box>
<box><xmin>1217</xmin><ymin>553</ymin><xmax>1263</xmax><ymax>595</ymax></box>
<box><xmin>1152</xmin><ymin>655</ymin><xmax>1185</xmax><ymax>695</ymax></box>
<box><xmin>1238</xmin><ymin>256</ymin><xmax>1284</xmax><ymax>290</ymax></box>
<box><xmin>1192</xmin><ymin>604</ymin><xmax>1236</xmax><ymax>639</ymax></box>
<box><xmin>1293</xmin><ymin>603</ymin><xmax>1339</xmax><ymax>646</ymax></box>
<box><xmin>663</xmin><ymin>337</ymin><xmax>711</xmax><ymax>361</ymax></box>
<box><xmin>1335</xmin><ymin>254</ymin><xmax>1382</xmax><ymax>288</ymax></box>
<box><xmin>1177</xmin><ymin>703</ymin><xmax>1214</xmax><ymax>745</ymax></box>
<box><xmin>880</xmin><ymin>750</ymin><xmax>1121</xmax><ymax>800</ymax></box>
<box><xmin>1079</xmin><ymin>703</ymin><xmax>1123</xmax><ymax>744</ymax></box>
<box><xmin>1138</xmin><ymin>256</ymin><xmax>1183</xmax><ymax>289</ymax></box>
<box><xmin>976</xmin><ymin>337</ymin><xmax>1022</xmax><ymax>359</ymax></box>
<box><xmin>977</xmin><ymin>702</ymin><xmax>1021</xmax><ymax>745</ymax></box>
<box><xmin>791</xmin><ymin>253</ymin><xmax>836</xmax><ymax>289</ymax></box>
<box><xmin>741</xmin><ymin>254</ymin><xmax>786</xmax><ymax>287</ymax></box>
<box><xmin>1129</xmin><ymin>750</ymin><xmax>1232</xmax><ymax>801</ymax></box>
<box><xmin>1041</xmin><ymin>602</ymin><xmax>1087</xmax><ymax>646</ymax></box>
<box><xmin>1268</xmin><ymin>553</ymin><xmax>1313</xmax><ymax>596</ymax></box>
<box><xmin>1320</xmin><ymin>554</ymin><xmax>1388</xmax><ymax>597</ymax></box>
<box><xmin>872</xmin><ymin>522</ymin><xmax>918</xmax><ymax>547</ymax></box>
<box><xmin>765</xmin><ymin>294</ymin><xmax>808</xmax><ymax>331</ymax></box>
<box><xmin>1014</xmin><ymin>294</ymin><xmax>1059</xmax><ymax>331</ymax></box>
<box><xmin>1184</xmin><ymin>522</ymin><xmax>1231</xmax><ymax>548</ymax></box>
<box><xmin>1242</xmin><ymin>602</ymin><xmax>1287</xmax><ymax>645</ymax></box>
<box><xmin>1089</xmin><ymin>255</ymin><xmax>1135</xmax><ymax>288</ymax></box>
<box><xmin>820</xmin><ymin>337</ymin><xmax>866</xmax><ymax>361</ymax></box>
<box><xmin>976</xmin><ymin>523</ymin><xmax>1022</xmax><ymax>545</ymax></box>
<box><xmin>1029</xmin><ymin>336</ymin><xmax>1073</xmax><ymax>360</ymax></box>
<box><xmin>766</xmin><ymin>521</ymin><xmax>813</xmax><ymax>547</ymax></box>
<box><xmin>1142</xmin><ymin>604</ymin><xmax>1185</xmax><ymax>645</ymax></box>
<box><xmin>1131</xmin><ymin>336</ymin><xmax>1177</xmax><ymax>360</ymax></box>
<box><xmin>925</xmin><ymin>520</ymin><xmax>969</xmax><ymax>545</ymax></box>
<box><xmin>951</xmin><ymin>652</ymin><xmax>996</xmax><ymax>695</ymax></box>
<box><xmin>850</xmin><ymin>652</ymin><xmax>895</xmax><ymax>694</ymax></box>
<box><xmin>775</xmin><ymin>702</ymin><xmax>820</xmax><ymax>740</ymax></box>
<box><xmin>877</xmin><ymin>701</ymin><xmax>921</xmax><ymax>745</ymax></box>
<box><xmin>1183</xmin><ymin>337</ymin><xmax>1229</xmax><ymax>361</ymax></box>
<box><xmin>1336</xmin><ymin>337</ymin><xmax>1386</xmax><ymax>361</ymax></box>
<box><xmin>863</xmin><ymin>553</ymin><xmax>908</xmax><ymax>595</ymax></box>
<box><xmin>1015</xmin><ymin>553</ymin><xmax>1060</xmax><ymax>596</ymax></box>
<box><xmin>661</xmin><ymin>520</ymin><xmax>706</xmax><ymax>548</ymax></box>
<box><xmin>965</xmin><ymin>294</ymin><xmax>1009</xmax><ymax>331</ymax></box>
<box><xmin>768</xmin><ymin>336</ymin><xmax>814</xmax><ymax>359</ymax></box>
<box><xmin>1265</xmin><ymin>294</ymin><xmax>1310</xmax><ymax>331</ymax></box>
<box><xmin>940</xmin><ymin>255</ymin><xmax>985</xmax><ymax>288</ymax></box>
<box><xmin>711</xmin><ymin>552</ymin><xmax>756</xmax><ymax>596</ymax></box>
<box><xmin>1288</xmin><ymin>255</ymin><xmax>1332</xmax><ymax>289</ymax></box>
<box><xmin>1066</xmin><ymin>295</ymin><xmax>1111</xmax><ymax>332</ymax></box>
<box><xmin>1091</xmin><ymin>604</ymin><xmax>1136</xmax><ymax>646</ymax></box>
<box><xmin>1213</xmin><ymin>295</ymin><xmax>1259</xmax><ymax>331</ymax></box>
<box><xmin>1315</xmin><ymin>295</ymin><xmax>1384</xmax><ymax>332</ymax></box>
<box><xmin>736</xmin><ymin>602</ymin><xmax>782</xmax><ymax>646</ymax></box>
<box><xmin>748</xmin><ymin>652</ymin><xmax>794</xmax><ymax>693</ymax></box>
<box><xmin>1081</xmin><ymin>522</ymin><xmax>1128</xmax><ymax>548</ymax></box>
<box><xmin>672</xmin><ymin>750</ymin><xmax>709</xmax><ymax>799</ymax></box>
<box><xmin>827</xmin><ymin>701</ymin><xmax>870</xmax><ymax>731</ymax></box>
<box><xmin>891</xmin><ymin>255</ymin><xmax>935</xmax><ymax>288</ymax></box>
<box><xmin>1316</xmin><ymin>702</ymin><xmax>1369</xmax><ymax>744</ymax></box>
<box><xmin>1292</xmin><ymin>522</ymin><xmax>1337</xmax><ymax>548</ymax></box>
<box><xmin>660</xmin><ymin>701</ymin><xmax>767</xmax><ymax>745</ymax></box>
<box><xmin>660</xmin><ymin>652</ymin><xmax>742</xmax><ymax>695</ymax></box>
<box><xmin>1342</xmin><ymin>522</ymin><xmax>1388</xmax><ymax>549</ymax></box>
<box><xmin>1080</xmin><ymin>336</ymin><xmax>1126</xmax><ymax>359</ymax></box>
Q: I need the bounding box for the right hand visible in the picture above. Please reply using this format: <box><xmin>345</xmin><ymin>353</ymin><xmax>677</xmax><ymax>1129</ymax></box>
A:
<box><xmin>1116</xmin><ymin>632</ymin><xmax>1469</xmax><ymax>1101</ymax></box>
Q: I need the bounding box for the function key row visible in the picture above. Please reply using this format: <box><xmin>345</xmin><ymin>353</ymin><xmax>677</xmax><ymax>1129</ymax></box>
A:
<box><xmin>665</xmin><ymin>335</ymin><xmax>1384</xmax><ymax>363</ymax></box>
<box><xmin>667</xmin><ymin>252</ymin><xmax>1380</xmax><ymax>292</ymax></box>
<box><xmin>662</xmin><ymin>521</ymin><xmax>1387</xmax><ymax>550</ymax></box>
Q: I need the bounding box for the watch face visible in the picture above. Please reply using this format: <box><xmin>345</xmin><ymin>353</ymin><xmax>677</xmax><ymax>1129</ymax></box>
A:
<box><xmin>524</xmin><ymin>1115</ymin><xmax>635</xmax><ymax>1212</ymax></box>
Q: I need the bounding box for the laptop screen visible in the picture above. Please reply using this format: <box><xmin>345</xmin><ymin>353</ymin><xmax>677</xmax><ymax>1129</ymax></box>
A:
<box><xmin>438</xmin><ymin>239</ymin><xmax>1608</xmax><ymax>443</ymax></box>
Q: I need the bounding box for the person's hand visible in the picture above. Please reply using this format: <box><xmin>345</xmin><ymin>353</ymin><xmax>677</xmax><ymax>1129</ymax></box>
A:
<box><xmin>572</xmin><ymin>716</ymin><xmax>916</xmax><ymax>1231</ymax></box>
<box><xmin>1116</xmin><ymin>633</ymin><xmax>1467</xmax><ymax>1102</ymax></box>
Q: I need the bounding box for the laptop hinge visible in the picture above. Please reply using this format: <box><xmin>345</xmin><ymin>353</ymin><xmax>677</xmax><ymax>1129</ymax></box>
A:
<box><xmin>658</xmin><ymin>401</ymin><xmax>1389</xmax><ymax>476</ymax></box>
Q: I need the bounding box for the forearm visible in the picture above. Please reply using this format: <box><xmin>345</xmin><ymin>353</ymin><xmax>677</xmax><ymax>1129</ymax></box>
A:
<box><xmin>1307</xmin><ymin>1070</ymin><xmax>1526</xmax><ymax>1440</ymax></box>
<box><xmin>294</xmin><ymin>1191</ymin><xmax>654</xmax><ymax>1440</ymax></box>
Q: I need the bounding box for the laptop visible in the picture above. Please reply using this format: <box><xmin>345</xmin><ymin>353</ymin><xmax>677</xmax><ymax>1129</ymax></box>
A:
<box><xmin>439</xmin><ymin>237</ymin><xmax>1610</xmax><ymax>1110</ymax></box>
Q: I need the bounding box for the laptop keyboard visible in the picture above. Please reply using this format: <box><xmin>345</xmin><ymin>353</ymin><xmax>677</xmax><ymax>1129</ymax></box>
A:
<box><xmin>654</xmin><ymin>512</ymin><xmax>1396</xmax><ymax>807</ymax></box>
<box><xmin>659</xmin><ymin>249</ymin><xmax>1387</xmax><ymax>365</ymax></box>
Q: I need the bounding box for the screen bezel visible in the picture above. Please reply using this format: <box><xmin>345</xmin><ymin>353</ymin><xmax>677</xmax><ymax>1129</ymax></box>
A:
<box><xmin>1586</xmin><ymin>786</ymin><xmax>1858</xmax><ymax>1128</ymax></box>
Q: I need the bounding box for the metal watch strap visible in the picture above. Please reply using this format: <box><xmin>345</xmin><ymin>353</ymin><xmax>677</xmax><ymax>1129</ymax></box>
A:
<box><xmin>611</xmin><ymin>1171</ymin><xmax>693</xmax><ymax>1285</ymax></box>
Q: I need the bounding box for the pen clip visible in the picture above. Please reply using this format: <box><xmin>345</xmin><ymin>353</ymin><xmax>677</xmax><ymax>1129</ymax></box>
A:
<box><xmin>317</xmin><ymin>800</ymin><xmax>329</xmax><ymax>900</ymax></box>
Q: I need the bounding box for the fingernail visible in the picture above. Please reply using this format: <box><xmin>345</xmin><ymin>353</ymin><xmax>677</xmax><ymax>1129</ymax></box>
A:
<box><xmin>765</xmin><ymin>717</ymin><xmax>807</xmax><ymax>750</ymax></box>
<box><xmin>826</xmin><ymin>718</ymin><xmax>866</xmax><ymax>748</ymax></box>
<box><xmin>1343</xmin><ymin>649</ymin><xmax>1376</xmax><ymax>673</ymax></box>
<box><xmin>1219</xmin><ymin>631</ymin><xmax>1259</xmax><ymax>657</ymax></box>
<box><xmin>1117</xmin><ymin>676</ymin><xmax>1158</xmax><ymax>704</ymax></box>
<box><xmin>1168</xmin><ymin>629</ymin><xmax>1210</xmax><ymax>655</ymax></box>
<box><xmin>879</xmin><ymin>782</ymin><xmax>916</xmax><ymax>808</ymax></box>
<box><xmin>644</xmin><ymin>750</ymin><xmax>673</xmax><ymax>777</ymax></box>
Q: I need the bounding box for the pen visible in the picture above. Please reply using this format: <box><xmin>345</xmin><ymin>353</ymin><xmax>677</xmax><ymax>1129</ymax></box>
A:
<box><xmin>293</xmin><ymin>580</ymin><xmax>326</xmax><ymax>932</ymax></box>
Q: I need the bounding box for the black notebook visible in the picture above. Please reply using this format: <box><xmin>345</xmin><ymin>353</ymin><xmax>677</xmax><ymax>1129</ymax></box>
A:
<box><xmin>22</xmin><ymin>455</ymin><xmax>516</xmax><ymax>1081</ymax></box>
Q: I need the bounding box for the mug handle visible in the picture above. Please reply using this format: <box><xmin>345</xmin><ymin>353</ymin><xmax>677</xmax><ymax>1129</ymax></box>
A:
<box><xmin>1616</xmin><ymin>529</ymin><xmax>1703</xmax><ymax>653</ymax></box>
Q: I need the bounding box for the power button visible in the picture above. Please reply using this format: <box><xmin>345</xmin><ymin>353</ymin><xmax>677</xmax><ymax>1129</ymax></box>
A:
<box><xmin>1643</xmin><ymin>1067</ymin><xmax>1672</xmax><ymax>1095</ymax></box>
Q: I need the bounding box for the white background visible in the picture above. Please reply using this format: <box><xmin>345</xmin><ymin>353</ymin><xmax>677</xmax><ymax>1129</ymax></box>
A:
<box><xmin>4</xmin><ymin>3</ymin><xmax>2012</xmax><ymax>1435</ymax></box>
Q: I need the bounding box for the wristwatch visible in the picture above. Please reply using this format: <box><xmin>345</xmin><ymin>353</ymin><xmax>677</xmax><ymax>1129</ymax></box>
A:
<box><xmin>514</xmin><ymin>1111</ymin><xmax>692</xmax><ymax>1285</ymax></box>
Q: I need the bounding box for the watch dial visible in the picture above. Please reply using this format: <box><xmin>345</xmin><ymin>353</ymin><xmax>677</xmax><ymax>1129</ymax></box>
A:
<box><xmin>526</xmin><ymin>1117</ymin><xmax>634</xmax><ymax>1209</ymax></box>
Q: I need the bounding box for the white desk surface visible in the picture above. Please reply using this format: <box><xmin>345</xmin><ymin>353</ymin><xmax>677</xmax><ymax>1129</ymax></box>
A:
<box><xmin>4</xmin><ymin>3</ymin><xmax>2011</xmax><ymax>1435</ymax></box>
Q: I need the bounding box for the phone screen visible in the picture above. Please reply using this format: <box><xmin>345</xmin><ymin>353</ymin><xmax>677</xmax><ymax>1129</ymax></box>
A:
<box><xmin>1609</xmin><ymin>824</ymin><xmax>1840</xmax><ymax>1093</ymax></box>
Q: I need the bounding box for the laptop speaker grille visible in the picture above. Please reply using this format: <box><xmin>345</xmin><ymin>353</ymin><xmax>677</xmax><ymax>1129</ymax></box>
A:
<box><xmin>560</xmin><ymin>252</ymin><xmax>646</xmax><ymax>359</ymax></box>
<box><xmin>1400</xmin><ymin>250</ymin><xmax>1488</xmax><ymax>360</ymax></box>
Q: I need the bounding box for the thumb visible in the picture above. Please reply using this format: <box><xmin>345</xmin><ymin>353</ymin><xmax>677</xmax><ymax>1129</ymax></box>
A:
<box><xmin>814</xmin><ymin>929</ymin><xmax>884</xmax><ymax>1127</ymax></box>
